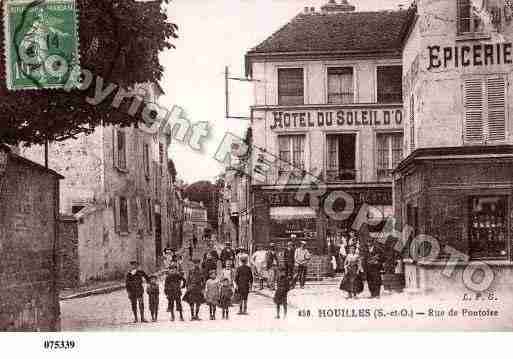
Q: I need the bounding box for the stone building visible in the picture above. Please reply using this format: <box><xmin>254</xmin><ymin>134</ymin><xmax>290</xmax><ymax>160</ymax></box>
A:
<box><xmin>0</xmin><ymin>144</ymin><xmax>62</xmax><ymax>331</ymax></box>
<box><xmin>20</xmin><ymin>83</ymin><xmax>174</xmax><ymax>283</ymax></box>
<box><xmin>245</xmin><ymin>1</ymin><xmax>407</xmax><ymax>256</ymax></box>
<box><xmin>183</xmin><ymin>199</ymin><xmax>208</xmax><ymax>246</ymax></box>
<box><xmin>396</xmin><ymin>0</ymin><xmax>513</xmax><ymax>294</ymax></box>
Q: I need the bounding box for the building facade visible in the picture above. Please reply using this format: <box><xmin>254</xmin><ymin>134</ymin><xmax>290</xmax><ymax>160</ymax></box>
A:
<box><xmin>397</xmin><ymin>0</ymin><xmax>513</xmax><ymax>293</ymax></box>
<box><xmin>245</xmin><ymin>1</ymin><xmax>407</xmax><ymax>256</ymax></box>
<box><xmin>20</xmin><ymin>84</ymin><xmax>174</xmax><ymax>282</ymax></box>
<box><xmin>0</xmin><ymin>145</ymin><xmax>62</xmax><ymax>331</ymax></box>
<box><xmin>183</xmin><ymin>199</ymin><xmax>208</xmax><ymax>245</ymax></box>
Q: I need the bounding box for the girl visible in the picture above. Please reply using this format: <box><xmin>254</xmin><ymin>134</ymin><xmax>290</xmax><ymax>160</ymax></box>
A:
<box><xmin>204</xmin><ymin>270</ymin><xmax>220</xmax><ymax>320</ymax></box>
<box><xmin>340</xmin><ymin>246</ymin><xmax>364</xmax><ymax>299</ymax></box>
<box><xmin>218</xmin><ymin>277</ymin><xmax>234</xmax><ymax>319</ymax></box>
<box><xmin>274</xmin><ymin>266</ymin><xmax>291</xmax><ymax>319</ymax></box>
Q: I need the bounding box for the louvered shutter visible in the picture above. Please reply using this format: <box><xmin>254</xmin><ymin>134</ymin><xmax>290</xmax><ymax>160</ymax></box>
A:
<box><xmin>464</xmin><ymin>78</ymin><xmax>485</xmax><ymax>143</ymax></box>
<box><xmin>486</xmin><ymin>76</ymin><xmax>506</xmax><ymax>142</ymax></box>
<box><xmin>113</xmin><ymin>196</ymin><xmax>120</xmax><ymax>233</ymax></box>
<box><xmin>113</xmin><ymin>128</ymin><xmax>119</xmax><ymax>167</ymax></box>
<box><xmin>409</xmin><ymin>95</ymin><xmax>415</xmax><ymax>151</ymax></box>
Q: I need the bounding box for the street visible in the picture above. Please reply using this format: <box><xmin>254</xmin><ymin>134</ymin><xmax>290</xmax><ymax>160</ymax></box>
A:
<box><xmin>60</xmin><ymin>278</ymin><xmax>513</xmax><ymax>332</ymax></box>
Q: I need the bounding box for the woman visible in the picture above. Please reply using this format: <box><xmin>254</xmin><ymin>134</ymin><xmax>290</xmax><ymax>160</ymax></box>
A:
<box><xmin>339</xmin><ymin>246</ymin><xmax>364</xmax><ymax>299</ymax></box>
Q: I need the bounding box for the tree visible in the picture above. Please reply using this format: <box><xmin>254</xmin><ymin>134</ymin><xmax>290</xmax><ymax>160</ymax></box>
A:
<box><xmin>0</xmin><ymin>0</ymin><xmax>178</xmax><ymax>146</ymax></box>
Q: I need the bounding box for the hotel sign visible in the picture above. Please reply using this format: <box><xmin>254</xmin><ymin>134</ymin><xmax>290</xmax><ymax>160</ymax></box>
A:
<box><xmin>270</xmin><ymin>108</ymin><xmax>403</xmax><ymax>130</ymax></box>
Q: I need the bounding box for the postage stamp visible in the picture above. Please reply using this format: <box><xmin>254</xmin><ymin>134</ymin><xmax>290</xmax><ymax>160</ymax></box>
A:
<box><xmin>2</xmin><ymin>0</ymin><xmax>80</xmax><ymax>90</ymax></box>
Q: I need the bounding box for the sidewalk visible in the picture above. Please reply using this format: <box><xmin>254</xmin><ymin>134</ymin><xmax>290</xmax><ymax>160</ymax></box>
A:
<box><xmin>60</xmin><ymin>269</ymin><xmax>167</xmax><ymax>301</ymax></box>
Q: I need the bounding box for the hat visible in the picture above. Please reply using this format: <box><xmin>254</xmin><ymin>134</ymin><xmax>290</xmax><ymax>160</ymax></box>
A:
<box><xmin>287</xmin><ymin>241</ymin><xmax>293</xmax><ymax>246</ymax></box>
<box><xmin>225</xmin><ymin>241</ymin><xmax>231</xmax><ymax>245</ymax></box>
<box><xmin>269</xmin><ymin>242</ymin><xmax>275</xmax><ymax>247</ymax></box>
<box><xmin>129</xmin><ymin>260</ymin><xmax>138</xmax><ymax>265</ymax></box>
<box><xmin>192</xmin><ymin>258</ymin><xmax>200</xmax><ymax>264</ymax></box>
<box><xmin>300</xmin><ymin>240</ymin><xmax>306</xmax><ymax>245</ymax></box>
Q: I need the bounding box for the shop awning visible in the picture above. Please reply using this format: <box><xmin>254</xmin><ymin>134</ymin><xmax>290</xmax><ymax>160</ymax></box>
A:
<box><xmin>270</xmin><ymin>206</ymin><xmax>317</xmax><ymax>221</ymax></box>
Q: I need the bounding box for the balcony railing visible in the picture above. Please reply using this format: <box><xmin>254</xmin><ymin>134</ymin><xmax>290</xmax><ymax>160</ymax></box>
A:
<box><xmin>326</xmin><ymin>168</ymin><xmax>358</xmax><ymax>182</ymax></box>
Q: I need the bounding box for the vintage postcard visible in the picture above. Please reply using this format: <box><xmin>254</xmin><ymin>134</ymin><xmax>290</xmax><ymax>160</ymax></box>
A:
<box><xmin>1</xmin><ymin>0</ymin><xmax>513</xmax><ymax>350</ymax></box>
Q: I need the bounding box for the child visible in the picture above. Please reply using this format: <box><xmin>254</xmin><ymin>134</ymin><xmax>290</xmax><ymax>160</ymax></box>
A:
<box><xmin>164</xmin><ymin>265</ymin><xmax>186</xmax><ymax>321</ymax></box>
<box><xmin>274</xmin><ymin>267</ymin><xmax>291</xmax><ymax>319</ymax></box>
<box><xmin>220</xmin><ymin>260</ymin><xmax>235</xmax><ymax>285</ymax></box>
<box><xmin>204</xmin><ymin>269</ymin><xmax>220</xmax><ymax>320</ymax></box>
<box><xmin>146</xmin><ymin>275</ymin><xmax>160</xmax><ymax>322</ymax></box>
<box><xmin>219</xmin><ymin>277</ymin><xmax>234</xmax><ymax>319</ymax></box>
<box><xmin>183</xmin><ymin>259</ymin><xmax>205</xmax><ymax>321</ymax></box>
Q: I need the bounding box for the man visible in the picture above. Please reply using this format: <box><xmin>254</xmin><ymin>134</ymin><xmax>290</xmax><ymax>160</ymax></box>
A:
<box><xmin>220</xmin><ymin>242</ymin><xmax>235</xmax><ymax>268</ymax></box>
<box><xmin>294</xmin><ymin>241</ymin><xmax>311</xmax><ymax>289</ymax></box>
<box><xmin>203</xmin><ymin>240</ymin><xmax>219</xmax><ymax>263</ymax></box>
<box><xmin>202</xmin><ymin>252</ymin><xmax>218</xmax><ymax>280</ymax></box>
<box><xmin>283</xmin><ymin>241</ymin><xmax>295</xmax><ymax>282</ymax></box>
<box><xmin>365</xmin><ymin>239</ymin><xmax>384</xmax><ymax>298</ymax></box>
<box><xmin>192</xmin><ymin>234</ymin><xmax>198</xmax><ymax>249</ymax></box>
<box><xmin>235</xmin><ymin>255</ymin><xmax>253</xmax><ymax>315</ymax></box>
<box><xmin>266</xmin><ymin>243</ymin><xmax>279</xmax><ymax>290</ymax></box>
<box><xmin>125</xmin><ymin>261</ymin><xmax>149</xmax><ymax>323</ymax></box>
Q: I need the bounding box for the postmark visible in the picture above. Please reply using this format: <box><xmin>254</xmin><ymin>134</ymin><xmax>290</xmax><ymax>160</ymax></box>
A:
<box><xmin>2</xmin><ymin>0</ymin><xmax>80</xmax><ymax>90</ymax></box>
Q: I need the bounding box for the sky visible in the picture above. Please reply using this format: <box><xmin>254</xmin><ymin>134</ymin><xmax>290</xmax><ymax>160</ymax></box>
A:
<box><xmin>159</xmin><ymin>0</ymin><xmax>410</xmax><ymax>184</ymax></box>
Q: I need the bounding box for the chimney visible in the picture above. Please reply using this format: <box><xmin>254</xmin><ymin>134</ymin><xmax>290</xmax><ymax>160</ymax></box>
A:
<box><xmin>321</xmin><ymin>0</ymin><xmax>355</xmax><ymax>13</ymax></box>
<box><xmin>304</xmin><ymin>6</ymin><xmax>309</xmax><ymax>14</ymax></box>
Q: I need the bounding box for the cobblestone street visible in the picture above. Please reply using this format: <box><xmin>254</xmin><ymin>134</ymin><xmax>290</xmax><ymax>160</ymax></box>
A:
<box><xmin>61</xmin><ymin>277</ymin><xmax>513</xmax><ymax>331</ymax></box>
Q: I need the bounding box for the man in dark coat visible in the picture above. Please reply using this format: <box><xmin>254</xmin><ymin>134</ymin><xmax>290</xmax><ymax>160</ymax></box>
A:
<box><xmin>202</xmin><ymin>252</ymin><xmax>218</xmax><ymax>280</ymax></box>
<box><xmin>365</xmin><ymin>239</ymin><xmax>384</xmax><ymax>298</ymax></box>
<box><xmin>220</xmin><ymin>242</ymin><xmax>235</xmax><ymax>268</ymax></box>
<box><xmin>126</xmin><ymin>261</ymin><xmax>149</xmax><ymax>323</ymax></box>
<box><xmin>235</xmin><ymin>255</ymin><xmax>253</xmax><ymax>315</ymax></box>
<box><xmin>283</xmin><ymin>241</ymin><xmax>295</xmax><ymax>282</ymax></box>
<box><xmin>192</xmin><ymin>234</ymin><xmax>198</xmax><ymax>249</ymax></box>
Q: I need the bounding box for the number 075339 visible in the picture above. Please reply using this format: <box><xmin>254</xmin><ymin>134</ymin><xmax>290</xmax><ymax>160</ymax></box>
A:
<box><xmin>43</xmin><ymin>340</ymin><xmax>76</xmax><ymax>350</ymax></box>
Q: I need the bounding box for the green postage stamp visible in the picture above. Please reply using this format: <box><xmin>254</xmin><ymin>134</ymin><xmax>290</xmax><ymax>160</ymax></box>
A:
<box><xmin>3</xmin><ymin>0</ymin><xmax>80</xmax><ymax>90</ymax></box>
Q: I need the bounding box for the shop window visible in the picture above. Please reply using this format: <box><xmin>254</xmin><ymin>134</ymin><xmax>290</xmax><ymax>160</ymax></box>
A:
<box><xmin>376</xmin><ymin>133</ymin><xmax>403</xmax><ymax>181</ymax></box>
<box><xmin>457</xmin><ymin>0</ymin><xmax>484</xmax><ymax>35</ymax></box>
<box><xmin>278</xmin><ymin>68</ymin><xmax>304</xmax><ymax>105</ymax></box>
<box><xmin>469</xmin><ymin>196</ymin><xmax>508</xmax><ymax>260</ymax></box>
<box><xmin>278</xmin><ymin>134</ymin><xmax>306</xmax><ymax>174</ymax></box>
<box><xmin>327</xmin><ymin>67</ymin><xmax>354</xmax><ymax>104</ymax></box>
<box><xmin>463</xmin><ymin>75</ymin><xmax>506</xmax><ymax>144</ymax></box>
<box><xmin>326</xmin><ymin>133</ymin><xmax>356</xmax><ymax>181</ymax></box>
<box><xmin>377</xmin><ymin>66</ymin><xmax>402</xmax><ymax>103</ymax></box>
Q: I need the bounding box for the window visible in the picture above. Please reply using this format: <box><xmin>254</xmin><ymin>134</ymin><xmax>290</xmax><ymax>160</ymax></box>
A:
<box><xmin>326</xmin><ymin>133</ymin><xmax>356</xmax><ymax>181</ymax></box>
<box><xmin>457</xmin><ymin>0</ymin><xmax>484</xmax><ymax>35</ymax></box>
<box><xmin>377</xmin><ymin>66</ymin><xmax>402</xmax><ymax>103</ymax></box>
<box><xmin>469</xmin><ymin>196</ymin><xmax>508</xmax><ymax>260</ymax></box>
<box><xmin>159</xmin><ymin>143</ymin><xmax>164</xmax><ymax>177</ymax></box>
<box><xmin>328</xmin><ymin>67</ymin><xmax>354</xmax><ymax>104</ymax></box>
<box><xmin>114</xmin><ymin>196</ymin><xmax>129</xmax><ymax>234</ymax></box>
<box><xmin>410</xmin><ymin>95</ymin><xmax>415</xmax><ymax>151</ymax></box>
<box><xmin>278</xmin><ymin>134</ymin><xmax>306</xmax><ymax>174</ymax></box>
<box><xmin>143</xmin><ymin>143</ymin><xmax>150</xmax><ymax>178</ymax></box>
<box><xmin>116</xmin><ymin>130</ymin><xmax>127</xmax><ymax>170</ymax></box>
<box><xmin>463</xmin><ymin>75</ymin><xmax>507</xmax><ymax>144</ymax></box>
<box><xmin>147</xmin><ymin>198</ymin><xmax>153</xmax><ymax>232</ymax></box>
<box><xmin>376</xmin><ymin>133</ymin><xmax>403</xmax><ymax>181</ymax></box>
<box><xmin>278</xmin><ymin>68</ymin><xmax>304</xmax><ymax>105</ymax></box>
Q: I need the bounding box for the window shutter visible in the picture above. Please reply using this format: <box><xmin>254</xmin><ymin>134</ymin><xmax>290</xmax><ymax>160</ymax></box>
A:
<box><xmin>486</xmin><ymin>76</ymin><xmax>506</xmax><ymax>142</ymax></box>
<box><xmin>409</xmin><ymin>95</ymin><xmax>415</xmax><ymax>151</ymax></box>
<box><xmin>113</xmin><ymin>196</ymin><xmax>120</xmax><ymax>233</ymax></box>
<box><xmin>464</xmin><ymin>78</ymin><xmax>485</xmax><ymax>143</ymax></box>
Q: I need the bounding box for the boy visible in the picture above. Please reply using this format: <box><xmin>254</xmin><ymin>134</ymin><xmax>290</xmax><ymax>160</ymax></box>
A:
<box><xmin>235</xmin><ymin>255</ymin><xmax>253</xmax><ymax>315</ymax></box>
<box><xmin>164</xmin><ymin>265</ymin><xmax>186</xmax><ymax>321</ymax></box>
<box><xmin>147</xmin><ymin>275</ymin><xmax>160</xmax><ymax>322</ymax></box>
<box><xmin>125</xmin><ymin>260</ymin><xmax>149</xmax><ymax>323</ymax></box>
<box><xmin>274</xmin><ymin>266</ymin><xmax>292</xmax><ymax>319</ymax></box>
<box><xmin>219</xmin><ymin>277</ymin><xmax>233</xmax><ymax>319</ymax></box>
<box><xmin>204</xmin><ymin>270</ymin><xmax>220</xmax><ymax>320</ymax></box>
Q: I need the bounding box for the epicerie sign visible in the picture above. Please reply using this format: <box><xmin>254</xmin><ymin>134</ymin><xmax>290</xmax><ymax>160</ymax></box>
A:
<box><xmin>427</xmin><ymin>42</ymin><xmax>513</xmax><ymax>70</ymax></box>
<box><xmin>269</xmin><ymin>109</ymin><xmax>403</xmax><ymax>130</ymax></box>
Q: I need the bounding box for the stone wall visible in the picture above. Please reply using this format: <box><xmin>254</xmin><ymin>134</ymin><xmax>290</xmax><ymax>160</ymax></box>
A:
<box><xmin>58</xmin><ymin>216</ymin><xmax>80</xmax><ymax>289</ymax></box>
<box><xmin>0</xmin><ymin>149</ymin><xmax>61</xmax><ymax>331</ymax></box>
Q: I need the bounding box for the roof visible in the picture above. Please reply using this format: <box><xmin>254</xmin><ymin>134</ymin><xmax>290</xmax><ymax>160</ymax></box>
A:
<box><xmin>1</xmin><ymin>144</ymin><xmax>64</xmax><ymax>179</ymax></box>
<box><xmin>246</xmin><ymin>9</ymin><xmax>410</xmax><ymax>75</ymax></box>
